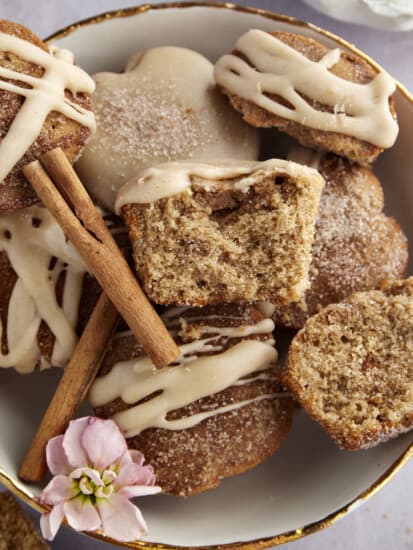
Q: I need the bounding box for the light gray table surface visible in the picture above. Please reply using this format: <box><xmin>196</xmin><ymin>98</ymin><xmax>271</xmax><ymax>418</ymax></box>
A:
<box><xmin>0</xmin><ymin>1</ymin><xmax>412</xmax><ymax>549</ymax></box>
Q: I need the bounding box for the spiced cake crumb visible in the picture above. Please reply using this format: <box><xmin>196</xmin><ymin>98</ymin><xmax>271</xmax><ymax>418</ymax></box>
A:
<box><xmin>284</xmin><ymin>278</ymin><xmax>413</xmax><ymax>450</ymax></box>
<box><xmin>119</xmin><ymin>159</ymin><xmax>324</xmax><ymax>307</ymax></box>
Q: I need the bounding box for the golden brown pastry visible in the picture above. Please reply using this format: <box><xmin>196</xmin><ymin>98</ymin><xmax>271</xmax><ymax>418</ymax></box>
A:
<box><xmin>0</xmin><ymin>205</ymin><xmax>101</xmax><ymax>373</ymax></box>
<box><xmin>214</xmin><ymin>30</ymin><xmax>398</xmax><ymax>164</ymax></box>
<box><xmin>91</xmin><ymin>304</ymin><xmax>295</xmax><ymax>496</ymax></box>
<box><xmin>284</xmin><ymin>278</ymin><xmax>413</xmax><ymax>450</ymax></box>
<box><xmin>274</xmin><ymin>151</ymin><xmax>408</xmax><ymax>329</ymax></box>
<box><xmin>0</xmin><ymin>19</ymin><xmax>94</xmax><ymax>210</ymax></box>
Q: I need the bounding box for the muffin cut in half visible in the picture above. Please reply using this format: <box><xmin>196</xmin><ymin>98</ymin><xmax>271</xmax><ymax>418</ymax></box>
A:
<box><xmin>284</xmin><ymin>278</ymin><xmax>413</xmax><ymax>450</ymax></box>
<box><xmin>214</xmin><ymin>30</ymin><xmax>398</xmax><ymax>164</ymax></box>
<box><xmin>116</xmin><ymin>159</ymin><xmax>325</xmax><ymax>307</ymax></box>
<box><xmin>90</xmin><ymin>304</ymin><xmax>295</xmax><ymax>496</ymax></box>
<box><xmin>274</xmin><ymin>150</ymin><xmax>409</xmax><ymax>329</ymax></box>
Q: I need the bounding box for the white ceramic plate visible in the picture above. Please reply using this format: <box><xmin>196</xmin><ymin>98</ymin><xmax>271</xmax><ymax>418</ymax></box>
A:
<box><xmin>1</xmin><ymin>3</ymin><xmax>412</xmax><ymax>548</ymax></box>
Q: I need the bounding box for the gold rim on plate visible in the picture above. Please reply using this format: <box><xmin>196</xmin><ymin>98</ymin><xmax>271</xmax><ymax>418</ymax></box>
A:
<box><xmin>2</xmin><ymin>3</ymin><xmax>412</xmax><ymax>548</ymax></box>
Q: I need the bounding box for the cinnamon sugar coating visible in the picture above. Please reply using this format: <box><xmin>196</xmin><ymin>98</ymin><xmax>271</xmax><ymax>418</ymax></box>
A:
<box><xmin>94</xmin><ymin>304</ymin><xmax>294</xmax><ymax>496</ymax></box>
<box><xmin>274</xmin><ymin>154</ymin><xmax>408</xmax><ymax>329</ymax></box>
<box><xmin>0</xmin><ymin>20</ymin><xmax>92</xmax><ymax>210</ymax></box>
<box><xmin>218</xmin><ymin>31</ymin><xmax>397</xmax><ymax>164</ymax></box>
<box><xmin>284</xmin><ymin>278</ymin><xmax>413</xmax><ymax>450</ymax></box>
<box><xmin>0</xmin><ymin>492</ymin><xmax>49</xmax><ymax>549</ymax></box>
<box><xmin>76</xmin><ymin>46</ymin><xmax>258</xmax><ymax>211</ymax></box>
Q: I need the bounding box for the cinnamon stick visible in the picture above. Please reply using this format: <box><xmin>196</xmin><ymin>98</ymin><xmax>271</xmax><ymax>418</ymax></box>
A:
<box><xmin>23</xmin><ymin>148</ymin><xmax>180</xmax><ymax>368</ymax></box>
<box><xmin>19</xmin><ymin>292</ymin><xmax>119</xmax><ymax>483</ymax></box>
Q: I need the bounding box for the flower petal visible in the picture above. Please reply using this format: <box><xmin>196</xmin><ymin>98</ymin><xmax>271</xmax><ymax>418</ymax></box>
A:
<box><xmin>119</xmin><ymin>485</ymin><xmax>162</xmax><ymax>499</ymax></box>
<box><xmin>46</xmin><ymin>435</ymin><xmax>71</xmax><ymax>476</ymax></box>
<box><xmin>114</xmin><ymin>463</ymin><xmax>156</xmax><ymax>491</ymax></box>
<box><xmin>97</xmin><ymin>493</ymin><xmax>148</xmax><ymax>542</ymax></box>
<box><xmin>39</xmin><ymin>475</ymin><xmax>76</xmax><ymax>506</ymax></box>
<box><xmin>63</xmin><ymin>417</ymin><xmax>90</xmax><ymax>468</ymax></box>
<box><xmin>82</xmin><ymin>418</ymin><xmax>127</xmax><ymax>470</ymax></box>
<box><xmin>40</xmin><ymin>503</ymin><xmax>65</xmax><ymax>541</ymax></box>
<box><xmin>119</xmin><ymin>449</ymin><xmax>145</xmax><ymax>468</ymax></box>
<box><xmin>64</xmin><ymin>496</ymin><xmax>101</xmax><ymax>532</ymax></box>
<box><xmin>138</xmin><ymin>465</ymin><xmax>157</xmax><ymax>486</ymax></box>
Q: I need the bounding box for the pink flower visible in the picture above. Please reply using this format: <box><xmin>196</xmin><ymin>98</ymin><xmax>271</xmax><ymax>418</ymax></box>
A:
<box><xmin>38</xmin><ymin>417</ymin><xmax>161</xmax><ymax>542</ymax></box>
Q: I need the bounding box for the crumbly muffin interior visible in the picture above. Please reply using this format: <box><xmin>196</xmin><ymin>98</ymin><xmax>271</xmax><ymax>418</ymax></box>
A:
<box><xmin>123</xmin><ymin>169</ymin><xmax>324</xmax><ymax>306</ymax></box>
<box><xmin>285</xmin><ymin>279</ymin><xmax>413</xmax><ymax>449</ymax></box>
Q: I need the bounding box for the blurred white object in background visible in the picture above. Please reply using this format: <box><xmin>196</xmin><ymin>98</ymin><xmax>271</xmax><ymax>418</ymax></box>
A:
<box><xmin>303</xmin><ymin>0</ymin><xmax>413</xmax><ymax>30</ymax></box>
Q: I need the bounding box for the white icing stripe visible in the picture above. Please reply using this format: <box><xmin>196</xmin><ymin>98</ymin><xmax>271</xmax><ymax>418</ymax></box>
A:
<box><xmin>51</xmin><ymin>269</ymin><xmax>84</xmax><ymax>366</ymax></box>
<box><xmin>200</xmin><ymin>318</ymin><xmax>274</xmax><ymax>337</ymax></box>
<box><xmin>233</xmin><ymin>372</ymin><xmax>276</xmax><ymax>385</ymax></box>
<box><xmin>162</xmin><ymin>306</ymin><xmax>252</xmax><ymax>326</ymax></box>
<box><xmin>119</xmin><ymin>392</ymin><xmax>283</xmax><ymax>434</ymax></box>
<box><xmin>214</xmin><ymin>29</ymin><xmax>398</xmax><ymax>148</ymax></box>
<box><xmin>0</xmin><ymin>32</ymin><xmax>95</xmax><ymax>182</ymax></box>
<box><xmin>0</xmin><ymin>206</ymin><xmax>86</xmax><ymax>373</ymax></box>
<box><xmin>161</xmin><ymin>305</ymin><xmax>192</xmax><ymax>320</ymax></box>
<box><xmin>115</xmin><ymin>158</ymin><xmax>321</xmax><ymax>212</ymax></box>
<box><xmin>5</xmin><ymin>279</ymin><xmax>41</xmax><ymax>372</ymax></box>
<box><xmin>90</xmin><ymin>337</ymin><xmax>278</xmax><ymax>438</ymax></box>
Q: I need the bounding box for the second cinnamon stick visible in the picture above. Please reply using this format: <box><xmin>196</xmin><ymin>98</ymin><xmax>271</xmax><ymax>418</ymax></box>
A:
<box><xmin>19</xmin><ymin>293</ymin><xmax>119</xmax><ymax>483</ymax></box>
